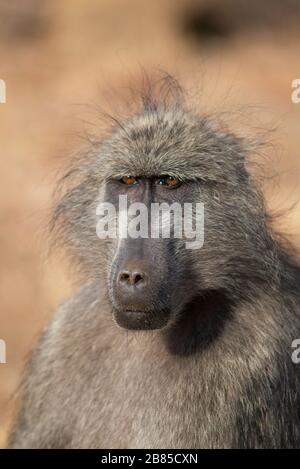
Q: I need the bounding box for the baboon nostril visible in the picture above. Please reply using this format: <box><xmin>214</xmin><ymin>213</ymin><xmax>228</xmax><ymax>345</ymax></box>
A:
<box><xmin>133</xmin><ymin>273</ymin><xmax>144</xmax><ymax>285</ymax></box>
<box><xmin>118</xmin><ymin>271</ymin><xmax>146</xmax><ymax>286</ymax></box>
<box><xmin>119</xmin><ymin>272</ymin><xmax>130</xmax><ymax>283</ymax></box>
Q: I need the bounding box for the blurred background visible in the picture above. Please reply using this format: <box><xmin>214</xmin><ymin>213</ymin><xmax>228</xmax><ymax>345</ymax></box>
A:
<box><xmin>1</xmin><ymin>0</ymin><xmax>300</xmax><ymax>448</ymax></box>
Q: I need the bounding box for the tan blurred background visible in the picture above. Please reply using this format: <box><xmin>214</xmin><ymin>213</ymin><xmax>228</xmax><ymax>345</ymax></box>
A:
<box><xmin>1</xmin><ymin>0</ymin><xmax>300</xmax><ymax>448</ymax></box>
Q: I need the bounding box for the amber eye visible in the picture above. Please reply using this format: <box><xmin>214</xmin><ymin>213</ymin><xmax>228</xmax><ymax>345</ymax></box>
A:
<box><xmin>121</xmin><ymin>176</ymin><xmax>138</xmax><ymax>185</ymax></box>
<box><xmin>157</xmin><ymin>175</ymin><xmax>181</xmax><ymax>188</ymax></box>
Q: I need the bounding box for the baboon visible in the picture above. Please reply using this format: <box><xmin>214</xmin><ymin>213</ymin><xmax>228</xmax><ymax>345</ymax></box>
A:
<box><xmin>8</xmin><ymin>78</ymin><xmax>300</xmax><ymax>449</ymax></box>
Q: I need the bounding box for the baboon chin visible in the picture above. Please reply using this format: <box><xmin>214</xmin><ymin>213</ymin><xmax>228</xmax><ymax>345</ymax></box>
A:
<box><xmin>8</xmin><ymin>77</ymin><xmax>300</xmax><ymax>449</ymax></box>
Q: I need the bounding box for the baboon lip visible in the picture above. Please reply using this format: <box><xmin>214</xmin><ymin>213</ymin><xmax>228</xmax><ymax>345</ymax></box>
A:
<box><xmin>124</xmin><ymin>309</ymin><xmax>147</xmax><ymax>315</ymax></box>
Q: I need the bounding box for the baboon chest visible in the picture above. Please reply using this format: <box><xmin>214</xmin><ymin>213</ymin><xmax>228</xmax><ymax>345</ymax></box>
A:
<box><xmin>68</xmin><ymin>339</ymin><xmax>234</xmax><ymax>448</ymax></box>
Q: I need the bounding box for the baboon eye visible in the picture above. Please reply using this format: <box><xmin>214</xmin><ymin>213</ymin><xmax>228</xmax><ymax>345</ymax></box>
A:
<box><xmin>121</xmin><ymin>176</ymin><xmax>138</xmax><ymax>186</ymax></box>
<box><xmin>157</xmin><ymin>175</ymin><xmax>181</xmax><ymax>188</ymax></box>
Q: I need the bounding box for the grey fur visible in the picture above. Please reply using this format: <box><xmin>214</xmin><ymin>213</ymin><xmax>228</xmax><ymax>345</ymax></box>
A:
<box><xmin>8</xmin><ymin>79</ymin><xmax>300</xmax><ymax>448</ymax></box>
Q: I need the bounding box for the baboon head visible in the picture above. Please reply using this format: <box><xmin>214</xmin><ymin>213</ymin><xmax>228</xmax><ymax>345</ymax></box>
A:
<box><xmin>52</xmin><ymin>79</ymin><xmax>275</xmax><ymax>331</ymax></box>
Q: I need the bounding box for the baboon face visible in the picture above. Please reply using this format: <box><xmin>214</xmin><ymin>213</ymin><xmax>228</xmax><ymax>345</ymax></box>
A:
<box><xmin>95</xmin><ymin>108</ymin><xmax>256</xmax><ymax>331</ymax></box>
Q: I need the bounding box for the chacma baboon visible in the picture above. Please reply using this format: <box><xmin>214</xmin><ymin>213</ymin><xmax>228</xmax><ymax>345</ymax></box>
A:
<box><xmin>8</xmin><ymin>78</ymin><xmax>300</xmax><ymax>449</ymax></box>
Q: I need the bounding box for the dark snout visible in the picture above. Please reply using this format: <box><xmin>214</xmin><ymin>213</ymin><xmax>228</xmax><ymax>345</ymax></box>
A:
<box><xmin>116</xmin><ymin>260</ymin><xmax>150</xmax><ymax>312</ymax></box>
<box><xmin>109</xmin><ymin>239</ymin><xmax>170</xmax><ymax>330</ymax></box>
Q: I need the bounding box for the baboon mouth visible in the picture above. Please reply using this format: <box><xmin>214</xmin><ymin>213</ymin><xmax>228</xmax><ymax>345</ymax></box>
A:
<box><xmin>113</xmin><ymin>307</ymin><xmax>169</xmax><ymax>330</ymax></box>
<box><xmin>125</xmin><ymin>309</ymin><xmax>147</xmax><ymax>314</ymax></box>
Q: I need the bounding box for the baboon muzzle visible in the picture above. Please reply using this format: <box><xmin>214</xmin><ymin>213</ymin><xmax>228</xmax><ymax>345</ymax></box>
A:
<box><xmin>109</xmin><ymin>237</ymin><xmax>170</xmax><ymax>330</ymax></box>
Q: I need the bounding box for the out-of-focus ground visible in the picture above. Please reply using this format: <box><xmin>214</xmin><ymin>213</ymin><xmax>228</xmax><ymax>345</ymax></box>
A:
<box><xmin>1</xmin><ymin>0</ymin><xmax>300</xmax><ymax>447</ymax></box>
